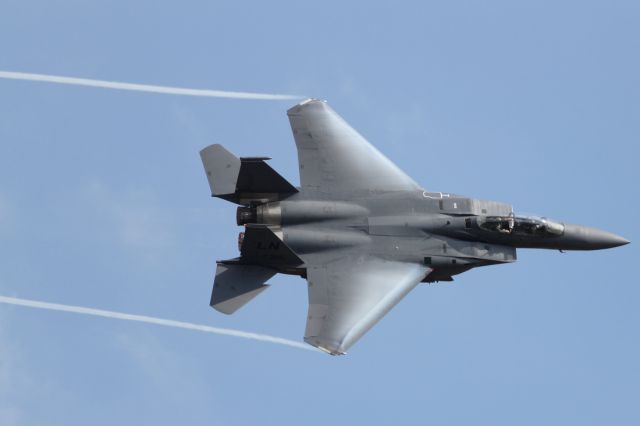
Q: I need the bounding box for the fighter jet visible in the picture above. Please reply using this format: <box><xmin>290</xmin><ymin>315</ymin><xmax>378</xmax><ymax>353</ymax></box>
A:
<box><xmin>200</xmin><ymin>99</ymin><xmax>629</xmax><ymax>355</ymax></box>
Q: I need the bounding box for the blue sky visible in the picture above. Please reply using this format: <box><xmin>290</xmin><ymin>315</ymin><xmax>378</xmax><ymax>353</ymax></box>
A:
<box><xmin>1</xmin><ymin>1</ymin><xmax>638</xmax><ymax>425</ymax></box>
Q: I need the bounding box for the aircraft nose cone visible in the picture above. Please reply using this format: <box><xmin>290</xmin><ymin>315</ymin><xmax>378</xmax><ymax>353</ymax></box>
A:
<box><xmin>562</xmin><ymin>223</ymin><xmax>630</xmax><ymax>250</ymax></box>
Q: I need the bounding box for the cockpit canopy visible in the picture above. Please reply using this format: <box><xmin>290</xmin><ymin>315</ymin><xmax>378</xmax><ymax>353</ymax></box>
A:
<box><xmin>479</xmin><ymin>215</ymin><xmax>564</xmax><ymax>237</ymax></box>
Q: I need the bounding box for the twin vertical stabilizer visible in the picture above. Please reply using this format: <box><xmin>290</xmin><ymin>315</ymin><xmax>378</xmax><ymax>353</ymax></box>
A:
<box><xmin>200</xmin><ymin>144</ymin><xmax>297</xmax><ymax>206</ymax></box>
<box><xmin>201</xmin><ymin>144</ymin><xmax>302</xmax><ymax>314</ymax></box>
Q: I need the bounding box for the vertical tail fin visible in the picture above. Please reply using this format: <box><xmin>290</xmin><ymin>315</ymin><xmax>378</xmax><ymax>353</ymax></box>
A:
<box><xmin>200</xmin><ymin>144</ymin><xmax>298</xmax><ymax>205</ymax></box>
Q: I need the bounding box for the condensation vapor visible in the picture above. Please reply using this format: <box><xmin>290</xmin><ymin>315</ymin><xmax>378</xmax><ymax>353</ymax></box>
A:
<box><xmin>0</xmin><ymin>295</ymin><xmax>314</xmax><ymax>352</ymax></box>
<box><xmin>0</xmin><ymin>70</ymin><xmax>302</xmax><ymax>101</ymax></box>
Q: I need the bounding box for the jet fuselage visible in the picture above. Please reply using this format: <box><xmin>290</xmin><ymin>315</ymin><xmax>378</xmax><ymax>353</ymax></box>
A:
<box><xmin>236</xmin><ymin>189</ymin><xmax>628</xmax><ymax>283</ymax></box>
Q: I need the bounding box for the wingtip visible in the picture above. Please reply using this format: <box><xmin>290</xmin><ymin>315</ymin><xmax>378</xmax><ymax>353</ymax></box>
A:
<box><xmin>287</xmin><ymin>98</ymin><xmax>329</xmax><ymax>115</ymax></box>
<box><xmin>304</xmin><ymin>337</ymin><xmax>347</xmax><ymax>356</ymax></box>
<box><xmin>298</xmin><ymin>98</ymin><xmax>326</xmax><ymax>105</ymax></box>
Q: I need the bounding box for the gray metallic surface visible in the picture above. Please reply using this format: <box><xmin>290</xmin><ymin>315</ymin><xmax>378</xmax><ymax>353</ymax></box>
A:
<box><xmin>200</xmin><ymin>144</ymin><xmax>239</xmax><ymax>197</ymax></box>
<box><xmin>210</xmin><ymin>264</ymin><xmax>276</xmax><ymax>314</ymax></box>
<box><xmin>200</xmin><ymin>99</ymin><xmax>629</xmax><ymax>355</ymax></box>
<box><xmin>305</xmin><ymin>257</ymin><xmax>429</xmax><ymax>355</ymax></box>
<box><xmin>287</xmin><ymin>99</ymin><xmax>421</xmax><ymax>194</ymax></box>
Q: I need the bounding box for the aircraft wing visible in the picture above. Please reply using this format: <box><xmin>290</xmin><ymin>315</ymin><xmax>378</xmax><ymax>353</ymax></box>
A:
<box><xmin>287</xmin><ymin>99</ymin><xmax>422</xmax><ymax>194</ymax></box>
<box><xmin>304</xmin><ymin>254</ymin><xmax>430</xmax><ymax>354</ymax></box>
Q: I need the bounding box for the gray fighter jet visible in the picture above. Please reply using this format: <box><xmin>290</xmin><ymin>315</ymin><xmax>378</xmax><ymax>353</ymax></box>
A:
<box><xmin>200</xmin><ymin>99</ymin><xmax>629</xmax><ymax>355</ymax></box>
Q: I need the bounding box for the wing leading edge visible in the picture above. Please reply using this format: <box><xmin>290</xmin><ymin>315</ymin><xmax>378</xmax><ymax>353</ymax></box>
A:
<box><xmin>287</xmin><ymin>99</ymin><xmax>422</xmax><ymax>194</ymax></box>
<box><xmin>304</xmin><ymin>255</ymin><xmax>430</xmax><ymax>355</ymax></box>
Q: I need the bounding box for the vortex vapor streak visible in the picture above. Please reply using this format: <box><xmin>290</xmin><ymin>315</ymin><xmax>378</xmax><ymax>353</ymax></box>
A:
<box><xmin>0</xmin><ymin>295</ymin><xmax>313</xmax><ymax>351</ymax></box>
<box><xmin>0</xmin><ymin>70</ymin><xmax>301</xmax><ymax>101</ymax></box>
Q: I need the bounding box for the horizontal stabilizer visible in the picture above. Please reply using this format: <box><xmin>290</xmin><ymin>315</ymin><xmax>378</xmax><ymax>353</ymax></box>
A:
<box><xmin>200</xmin><ymin>144</ymin><xmax>298</xmax><ymax>205</ymax></box>
<box><xmin>210</xmin><ymin>263</ymin><xmax>277</xmax><ymax>314</ymax></box>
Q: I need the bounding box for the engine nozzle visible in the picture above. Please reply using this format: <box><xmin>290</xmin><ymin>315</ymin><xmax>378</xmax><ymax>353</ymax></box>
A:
<box><xmin>237</xmin><ymin>232</ymin><xmax>245</xmax><ymax>251</ymax></box>
<box><xmin>236</xmin><ymin>206</ymin><xmax>257</xmax><ymax>226</ymax></box>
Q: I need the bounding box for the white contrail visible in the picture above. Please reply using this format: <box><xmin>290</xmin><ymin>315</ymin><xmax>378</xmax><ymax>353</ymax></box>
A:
<box><xmin>0</xmin><ymin>295</ymin><xmax>314</xmax><ymax>352</ymax></box>
<box><xmin>0</xmin><ymin>70</ymin><xmax>301</xmax><ymax>101</ymax></box>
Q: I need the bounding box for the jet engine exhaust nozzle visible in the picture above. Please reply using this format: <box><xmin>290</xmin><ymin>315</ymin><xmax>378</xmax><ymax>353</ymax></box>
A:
<box><xmin>237</xmin><ymin>206</ymin><xmax>257</xmax><ymax>226</ymax></box>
